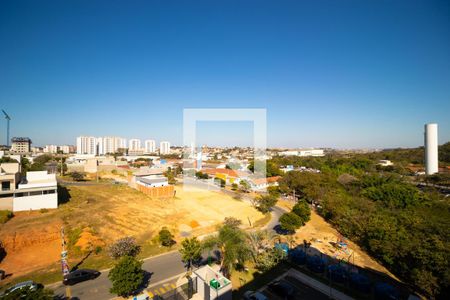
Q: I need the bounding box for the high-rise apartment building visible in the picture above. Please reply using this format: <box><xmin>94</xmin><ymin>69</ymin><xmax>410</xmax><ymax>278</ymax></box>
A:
<box><xmin>76</xmin><ymin>136</ymin><xmax>97</xmax><ymax>155</ymax></box>
<box><xmin>144</xmin><ymin>140</ymin><xmax>156</xmax><ymax>154</ymax></box>
<box><xmin>11</xmin><ymin>137</ymin><xmax>32</xmax><ymax>153</ymax></box>
<box><xmin>129</xmin><ymin>139</ymin><xmax>141</xmax><ymax>151</ymax></box>
<box><xmin>160</xmin><ymin>141</ymin><xmax>171</xmax><ymax>155</ymax></box>
<box><xmin>44</xmin><ymin>145</ymin><xmax>58</xmax><ymax>153</ymax></box>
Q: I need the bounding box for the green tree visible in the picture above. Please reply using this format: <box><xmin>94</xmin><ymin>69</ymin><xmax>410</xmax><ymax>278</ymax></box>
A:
<box><xmin>255</xmin><ymin>194</ymin><xmax>277</xmax><ymax>213</ymax></box>
<box><xmin>255</xmin><ymin>247</ymin><xmax>287</xmax><ymax>272</ymax></box>
<box><xmin>179</xmin><ymin>237</ymin><xmax>202</xmax><ymax>271</ymax></box>
<box><xmin>108</xmin><ymin>255</ymin><xmax>144</xmax><ymax>297</ymax></box>
<box><xmin>292</xmin><ymin>200</ymin><xmax>311</xmax><ymax>225</ymax></box>
<box><xmin>248</xmin><ymin>160</ymin><xmax>282</xmax><ymax>177</ymax></box>
<box><xmin>204</xmin><ymin>220</ymin><xmax>251</xmax><ymax>276</ymax></box>
<box><xmin>239</xmin><ymin>180</ymin><xmax>250</xmax><ymax>192</ymax></box>
<box><xmin>267</xmin><ymin>186</ymin><xmax>281</xmax><ymax>197</ymax></box>
<box><xmin>279</xmin><ymin>212</ymin><xmax>303</xmax><ymax>233</ymax></box>
<box><xmin>158</xmin><ymin>227</ymin><xmax>174</xmax><ymax>247</ymax></box>
<box><xmin>214</xmin><ymin>177</ymin><xmax>226</xmax><ymax>188</ymax></box>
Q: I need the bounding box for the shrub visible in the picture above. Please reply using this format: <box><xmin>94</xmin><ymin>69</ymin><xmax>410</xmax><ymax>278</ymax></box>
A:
<box><xmin>108</xmin><ymin>237</ymin><xmax>141</xmax><ymax>259</ymax></box>
<box><xmin>158</xmin><ymin>227</ymin><xmax>175</xmax><ymax>247</ymax></box>
<box><xmin>0</xmin><ymin>210</ymin><xmax>13</xmax><ymax>224</ymax></box>
<box><xmin>70</xmin><ymin>171</ymin><xmax>86</xmax><ymax>181</ymax></box>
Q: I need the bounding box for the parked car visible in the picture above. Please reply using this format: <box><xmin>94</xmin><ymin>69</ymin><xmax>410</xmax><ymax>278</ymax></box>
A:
<box><xmin>243</xmin><ymin>290</ymin><xmax>268</xmax><ymax>300</ymax></box>
<box><xmin>63</xmin><ymin>269</ymin><xmax>100</xmax><ymax>285</ymax></box>
<box><xmin>268</xmin><ymin>280</ymin><xmax>295</xmax><ymax>299</ymax></box>
<box><xmin>2</xmin><ymin>280</ymin><xmax>38</xmax><ymax>295</ymax></box>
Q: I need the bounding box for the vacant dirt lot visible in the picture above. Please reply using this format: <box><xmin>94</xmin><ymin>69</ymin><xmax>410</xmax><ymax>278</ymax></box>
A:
<box><xmin>277</xmin><ymin>199</ymin><xmax>397</xmax><ymax>279</ymax></box>
<box><xmin>0</xmin><ymin>184</ymin><xmax>264</xmax><ymax>281</ymax></box>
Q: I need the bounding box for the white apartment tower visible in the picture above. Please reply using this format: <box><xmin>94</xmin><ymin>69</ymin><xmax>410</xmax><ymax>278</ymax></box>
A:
<box><xmin>424</xmin><ymin>123</ymin><xmax>438</xmax><ymax>175</ymax></box>
<box><xmin>144</xmin><ymin>140</ymin><xmax>156</xmax><ymax>154</ymax></box>
<box><xmin>129</xmin><ymin>139</ymin><xmax>141</xmax><ymax>151</ymax></box>
<box><xmin>160</xmin><ymin>141</ymin><xmax>171</xmax><ymax>155</ymax></box>
<box><xmin>44</xmin><ymin>145</ymin><xmax>58</xmax><ymax>154</ymax></box>
<box><xmin>76</xmin><ymin>136</ymin><xmax>97</xmax><ymax>155</ymax></box>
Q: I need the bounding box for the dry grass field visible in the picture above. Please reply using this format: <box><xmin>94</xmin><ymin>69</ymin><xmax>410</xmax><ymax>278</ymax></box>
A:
<box><xmin>0</xmin><ymin>183</ymin><xmax>264</xmax><ymax>282</ymax></box>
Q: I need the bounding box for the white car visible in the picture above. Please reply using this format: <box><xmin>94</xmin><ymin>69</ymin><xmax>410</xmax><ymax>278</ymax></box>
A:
<box><xmin>3</xmin><ymin>280</ymin><xmax>38</xmax><ymax>295</ymax></box>
<box><xmin>243</xmin><ymin>290</ymin><xmax>268</xmax><ymax>300</ymax></box>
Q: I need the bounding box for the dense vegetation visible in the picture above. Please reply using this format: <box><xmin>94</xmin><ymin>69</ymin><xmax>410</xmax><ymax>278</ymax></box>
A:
<box><xmin>271</xmin><ymin>143</ymin><xmax>450</xmax><ymax>299</ymax></box>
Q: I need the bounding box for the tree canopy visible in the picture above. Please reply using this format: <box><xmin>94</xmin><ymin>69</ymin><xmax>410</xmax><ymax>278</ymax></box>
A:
<box><xmin>108</xmin><ymin>255</ymin><xmax>144</xmax><ymax>297</ymax></box>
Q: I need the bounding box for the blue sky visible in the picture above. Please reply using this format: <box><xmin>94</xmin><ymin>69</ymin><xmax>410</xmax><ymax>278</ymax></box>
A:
<box><xmin>0</xmin><ymin>0</ymin><xmax>449</xmax><ymax>148</ymax></box>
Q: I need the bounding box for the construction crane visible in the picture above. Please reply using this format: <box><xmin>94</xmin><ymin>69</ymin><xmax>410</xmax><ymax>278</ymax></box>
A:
<box><xmin>2</xmin><ymin>109</ymin><xmax>11</xmax><ymax>146</ymax></box>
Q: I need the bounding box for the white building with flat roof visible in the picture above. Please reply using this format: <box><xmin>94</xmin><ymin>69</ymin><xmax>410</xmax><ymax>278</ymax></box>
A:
<box><xmin>160</xmin><ymin>141</ymin><xmax>171</xmax><ymax>155</ymax></box>
<box><xmin>144</xmin><ymin>140</ymin><xmax>156</xmax><ymax>154</ymax></box>
<box><xmin>0</xmin><ymin>170</ymin><xmax>59</xmax><ymax>212</ymax></box>
<box><xmin>279</xmin><ymin>149</ymin><xmax>324</xmax><ymax>157</ymax></box>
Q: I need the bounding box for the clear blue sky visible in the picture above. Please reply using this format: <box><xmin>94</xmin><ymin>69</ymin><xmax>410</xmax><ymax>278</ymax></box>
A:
<box><xmin>1</xmin><ymin>0</ymin><xmax>449</xmax><ymax>148</ymax></box>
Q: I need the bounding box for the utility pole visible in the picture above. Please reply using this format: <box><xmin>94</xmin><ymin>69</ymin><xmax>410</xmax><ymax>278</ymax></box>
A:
<box><xmin>61</xmin><ymin>227</ymin><xmax>71</xmax><ymax>299</ymax></box>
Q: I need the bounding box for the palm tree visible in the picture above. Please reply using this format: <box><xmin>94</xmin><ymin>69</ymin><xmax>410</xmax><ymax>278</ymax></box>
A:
<box><xmin>202</xmin><ymin>223</ymin><xmax>251</xmax><ymax>277</ymax></box>
<box><xmin>247</xmin><ymin>230</ymin><xmax>274</xmax><ymax>263</ymax></box>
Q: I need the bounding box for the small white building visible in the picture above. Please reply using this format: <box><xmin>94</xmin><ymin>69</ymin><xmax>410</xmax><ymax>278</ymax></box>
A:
<box><xmin>193</xmin><ymin>265</ymin><xmax>232</xmax><ymax>300</ymax></box>
<box><xmin>135</xmin><ymin>176</ymin><xmax>169</xmax><ymax>188</ymax></box>
<box><xmin>378</xmin><ymin>160</ymin><xmax>393</xmax><ymax>167</ymax></box>
<box><xmin>14</xmin><ymin>171</ymin><xmax>58</xmax><ymax>212</ymax></box>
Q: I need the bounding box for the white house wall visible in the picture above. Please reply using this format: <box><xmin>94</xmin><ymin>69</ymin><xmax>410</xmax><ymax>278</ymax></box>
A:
<box><xmin>13</xmin><ymin>193</ymin><xmax>58</xmax><ymax>212</ymax></box>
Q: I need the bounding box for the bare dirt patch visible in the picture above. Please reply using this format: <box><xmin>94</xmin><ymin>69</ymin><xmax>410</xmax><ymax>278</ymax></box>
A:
<box><xmin>0</xmin><ymin>184</ymin><xmax>264</xmax><ymax>281</ymax></box>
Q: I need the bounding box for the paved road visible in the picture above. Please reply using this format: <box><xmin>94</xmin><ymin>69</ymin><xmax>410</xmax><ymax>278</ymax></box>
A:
<box><xmin>264</xmin><ymin>205</ymin><xmax>288</xmax><ymax>233</ymax></box>
<box><xmin>53</xmin><ymin>251</ymin><xmax>186</xmax><ymax>300</ymax></box>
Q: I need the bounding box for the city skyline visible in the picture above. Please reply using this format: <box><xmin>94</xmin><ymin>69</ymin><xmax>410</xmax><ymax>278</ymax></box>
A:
<box><xmin>1</xmin><ymin>0</ymin><xmax>449</xmax><ymax>148</ymax></box>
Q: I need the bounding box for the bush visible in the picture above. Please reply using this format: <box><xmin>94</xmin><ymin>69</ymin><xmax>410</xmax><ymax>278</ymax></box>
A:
<box><xmin>70</xmin><ymin>171</ymin><xmax>86</xmax><ymax>181</ymax></box>
<box><xmin>0</xmin><ymin>210</ymin><xmax>13</xmax><ymax>224</ymax></box>
<box><xmin>108</xmin><ymin>237</ymin><xmax>141</xmax><ymax>259</ymax></box>
<box><xmin>158</xmin><ymin>227</ymin><xmax>175</xmax><ymax>247</ymax></box>
<box><xmin>108</xmin><ymin>256</ymin><xmax>144</xmax><ymax>297</ymax></box>
<box><xmin>231</xmin><ymin>183</ymin><xmax>238</xmax><ymax>191</ymax></box>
